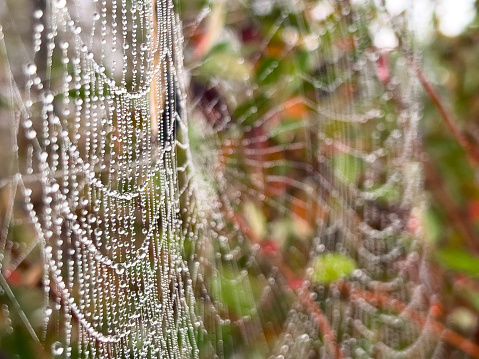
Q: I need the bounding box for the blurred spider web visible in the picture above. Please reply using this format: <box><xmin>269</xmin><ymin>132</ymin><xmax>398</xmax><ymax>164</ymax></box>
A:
<box><xmin>0</xmin><ymin>0</ymin><xmax>447</xmax><ymax>358</ymax></box>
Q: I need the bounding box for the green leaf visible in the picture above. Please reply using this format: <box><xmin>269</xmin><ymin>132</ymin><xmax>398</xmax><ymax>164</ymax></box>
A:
<box><xmin>256</xmin><ymin>57</ymin><xmax>283</xmax><ymax>85</ymax></box>
<box><xmin>234</xmin><ymin>95</ymin><xmax>268</xmax><ymax>126</ymax></box>
<box><xmin>332</xmin><ymin>153</ymin><xmax>362</xmax><ymax>185</ymax></box>
<box><xmin>310</xmin><ymin>253</ymin><xmax>356</xmax><ymax>284</ymax></box>
<box><xmin>268</xmin><ymin>118</ymin><xmax>306</xmax><ymax>144</ymax></box>
<box><xmin>422</xmin><ymin>208</ymin><xmax>441</xmax><ymax>244</ymax></box>
<box><xmin>243</xmin><ymin>201</ymin><xmax>266</xmax><ymax>239</ymax></box>
<box><xmin>210</xmin><ymin>269</ymin><xmax>260</xmax><ymax>315</ymax></box>
<box><xmin>362</xmin><ymin>184</ymin><xmax>401</xmax><ymax>204</ymax></box>
<box><xmin>436</xmin><ymin>248</ymin><xmax>479</xmax><ymax>276</ymax></box>
<box><xmin>200</xmin><ymin>44</ymin><xmax>252</xmax><ymax>82</ymax></box>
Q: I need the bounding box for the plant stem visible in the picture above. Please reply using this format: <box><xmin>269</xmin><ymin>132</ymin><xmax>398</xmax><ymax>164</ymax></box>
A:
<box><xmin>338</xmin><ymin>281</ymin><xmax>479</xmax><ymax>359</ymax></box>
<box><xmin>410</xmin><ymin>59</ymin><xmax>479</xmax><ymax>166</ymax></box>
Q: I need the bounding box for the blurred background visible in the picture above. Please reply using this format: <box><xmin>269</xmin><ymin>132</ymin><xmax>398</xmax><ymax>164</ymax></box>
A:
<box><xmin>1</xmin><ymin>0</ymin><xmax>479</xmax><ymax>358</ymax></box>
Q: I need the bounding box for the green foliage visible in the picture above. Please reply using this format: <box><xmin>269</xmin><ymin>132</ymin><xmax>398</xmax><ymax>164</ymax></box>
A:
<box><xmin>209</xmin><ymin>269</ymin><xmax>261</xmax><ymax>315</ymax></box>
<box><xmin>436</xmin><ymin>249</ymin><xmax>479</xmax><ymax>277</ymax></box>
<box><xmin>332</xmin><ymin>153</ymin><xmax>362</xmax><ymax>185</ymax></box>
<box><xmin>201</xmin><ymin>43</ymin><xmax>252</xmax><ymax>82</ymax></box>
<box><xmin>310</xmin><ymin>253</ymin><xmax>357</xmax><ymax>284</ymax></box>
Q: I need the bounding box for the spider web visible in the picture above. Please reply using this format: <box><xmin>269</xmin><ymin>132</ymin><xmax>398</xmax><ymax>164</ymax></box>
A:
<box><xmin>0</xmin><ymin>0</ymin><xmax>446</xmax><ymax>358</ymax></box>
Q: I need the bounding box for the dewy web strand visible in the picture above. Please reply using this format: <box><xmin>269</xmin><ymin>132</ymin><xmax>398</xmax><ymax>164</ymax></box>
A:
<box><xmin>7</xmin><ymin>0</ymin><xmax>199</xmax><ymax>356</ymax></box>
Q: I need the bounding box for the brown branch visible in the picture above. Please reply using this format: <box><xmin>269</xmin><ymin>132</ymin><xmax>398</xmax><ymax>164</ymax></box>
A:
<box><xmin>149</xmin><ymin>0</ymin><xmax>165</xmax><ymax>139</ymax></box>
<box><xmin>455</xmin><ymin>274</ymin><xmax>479</xmax><ymax>292</ymax></box>
<box><xmin>423</xmin><ymin>159</ymin><xmax>479</xmax><ymax>253</ymax></box>
<box><xmin>409</xmin><ymin>58</ymin><xmax>479</xmax><ymax>165</ymax></box>
<box><xmin>193</xmin><ymin>2</ymin><xmax>224</xmax><ymax>59</ymax></box>
<box><xmin>338</xmin><ymin>281</ymin><xmax>479</xmax><ymax>359</ymax></box>
<box><xmin>298</xmin><ymin>286</ymin><xmax>344</xmax><ymax>358</ymax></box>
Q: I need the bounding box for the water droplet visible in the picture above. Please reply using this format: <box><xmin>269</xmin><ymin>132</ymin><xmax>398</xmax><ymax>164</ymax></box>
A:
<box><xmin>33</xmin><ymin>9</ymin><xmax>43</xmax><ymax>19</ymax></box>
<box><xmin>303</xmin><ymin>34</ymin><xmax>319</xmax><ymax>51</ymax></box>
<box><xmin>24</xmin><ymin>63</ymin><xmax>37</xmax><ymax>76</ymax></box>
<box><xmin>137</xmin><ymin>246</ymin><xmax>147</xmax><ymax>258</ymax></box>
<box><xmin>23</xmin><ymin>119</ymin><xmax>32</xmax><ymax>129</ymax></box>
<box><xmin>299</xmin><ymin>334</ymin><xmax>309</xmax><ymax>341</ymax></box>
<box><xmin>26</xmin><ymin>129</ymin><xmax>37</xmax><ymax>140</ymax></box>
<box><xmin>42</xmin><ymin>92</ymin><xmax>54</xmax><ymax>104</ymax></box>
<box><xmin>252</xmin><ymin>0</ymin><xmax>273</xmax><ymax>15</ymax></box>
<box><xmin>34</xmin><ymin>23</ymin><xmax>44</xmax><ymax>33</ymax></box>
<box><xmin>54</xmin><ymin>0</ymin><xmax>66</xmax><ymax>8</ymax></box>
<box><xmin>51</xmin><ymin>341</ymin><xmax>64</xmax><ymax>356</ymax></box>
<box><xmin>115</xmin><ymin>263</ymin><xmax>125</xmax><ymax>275</ymax></box>
<box><xmin>282</xmin><ymin>27</ymin><xmax>299</xmax><ymax>46</ymax></box>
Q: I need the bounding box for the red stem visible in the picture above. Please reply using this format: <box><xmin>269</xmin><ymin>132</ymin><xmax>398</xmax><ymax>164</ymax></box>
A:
<box><xmin>411</xmin><ymin>59</ymin><xmax>479</xmax><ymax>165</ymax></box>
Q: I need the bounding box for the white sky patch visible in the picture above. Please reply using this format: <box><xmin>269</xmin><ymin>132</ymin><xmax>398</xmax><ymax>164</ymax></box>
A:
<box><xmin>385</xmin><ymin>0</ymin><xmax>476</xmax><ymax>39</ymax></box>
<box><xmin>385</xmin><ymin>0</ymin><xmax>408</xmax><ymax>16</ymax></box>
<box><xmin>436</xmin><ymin>0</ymin><xmax>476</xmax><ymax>37</ymax></box>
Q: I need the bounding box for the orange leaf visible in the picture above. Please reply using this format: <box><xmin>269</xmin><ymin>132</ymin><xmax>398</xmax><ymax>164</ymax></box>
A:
<box><xmin>468</xmin><ymin>200</ymin><xmax>479</xmax><ymax>221</ymax></box>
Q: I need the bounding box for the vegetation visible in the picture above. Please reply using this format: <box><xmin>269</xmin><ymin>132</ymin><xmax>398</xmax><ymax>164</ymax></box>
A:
<box><xmin>1</xmin><ymin>0</ymin><xmax>479</xmax><ymax>358</ymax></box>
